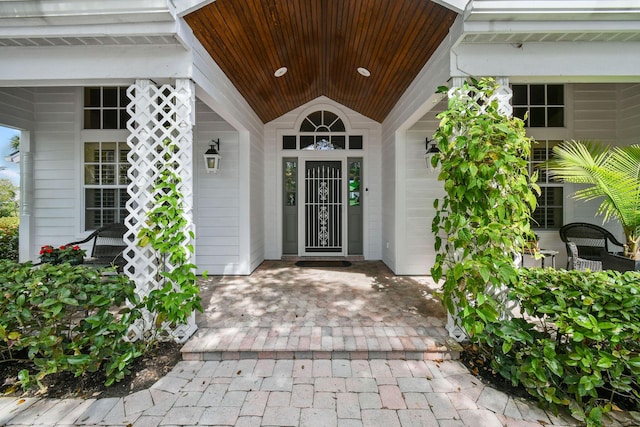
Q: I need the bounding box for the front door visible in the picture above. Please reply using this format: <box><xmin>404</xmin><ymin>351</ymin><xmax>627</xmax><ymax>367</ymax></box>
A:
<box><xmin>282</xmin><ymin>157</ymin><xmax>363</xmax><ymax>257</ymax></box>
<box><xmin>303</xmin><ymin>160</ymin><xmax>343</xmax><ymax>255</ymax></box>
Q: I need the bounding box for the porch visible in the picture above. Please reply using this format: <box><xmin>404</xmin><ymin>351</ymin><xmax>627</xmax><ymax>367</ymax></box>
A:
<box><xmin>181</xmin><ymin>261</ymin><xmax>459</xmax><ymax>361</ymax></box>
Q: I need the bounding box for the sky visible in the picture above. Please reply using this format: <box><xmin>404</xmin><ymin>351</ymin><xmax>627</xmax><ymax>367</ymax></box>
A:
<box><xmin>0</xmin><ymin>125</ymin><xmax>20</xmax><ymax>186</ymax></box>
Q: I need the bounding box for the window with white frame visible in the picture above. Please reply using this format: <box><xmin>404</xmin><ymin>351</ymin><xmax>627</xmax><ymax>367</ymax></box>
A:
<box><xmin>282</xmin><ymin>110</ymin><xmax>363</xmax><ymax>150</ymax></box>
<box><xmin>83</xmin><ymin>87</ymin><xmax>131</xmax><ymax>230</ymax></box>
<box><xmin>512</xmin><ymin>84</ymin><xmax>564</xmax><ymax>128</ymax></box>
<box><xmin>83</xmin><ymin>141</ymin><xmax>130</xmax><ymax>230</ymax></box>
<box><xmin>512</xmin><ymin>84</ymin><xmax>566</xmax><ymax>230</ymax></box>
<box><xmin>530</xmin><ymin>140</ymin><xmax>564</xmax><ymax>229</ymax></box>
<box><xmin>84</xmin><ymin>87</ymin><xmax>130</xmax><ymax>130</ymax></box>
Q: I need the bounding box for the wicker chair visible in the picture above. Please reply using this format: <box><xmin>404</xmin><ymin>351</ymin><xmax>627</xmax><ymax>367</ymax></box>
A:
<box><xmin>566</xmin><ymin>241</ymin><xmax>602</xmax><ymax>271</ymax></box>
<box><xmin>559</xmin><ymin>222</ymin><xmax>625</xmax><ymax>270</ymax></box>
<box><xmin>66</xmin><ymin>223</ymin><xmax>127</xmax><ymax>271</ymax></box>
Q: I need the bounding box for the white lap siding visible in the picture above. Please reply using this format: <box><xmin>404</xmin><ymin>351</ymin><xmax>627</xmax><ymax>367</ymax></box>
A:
<box><xmin>404</xmin><ymin>101</ymin><xmax>446</xmax><ymax>275</ymax></box>
<box><xmin>568</xmin><ymin>84</ymin><xmax>629</xmax><ymax>243</ymax></box>
<box><xmin>0</xmin><ymin>88</ymin><xmax>34</xmax><ymax>131</ymax></box>
<box><xmin>618</xmin><ymin>83</ymin><xmax>640</xmax><ymax>146</ymax></box>
<box><xmin>32</xmin><ymin>87</ymin><xmax>79</xmax><ymax>257</ymax></box>
<box><xmin>193</xmin><ymin>100</ymin><xmax>243</xmax><ymax>275</ymax></box>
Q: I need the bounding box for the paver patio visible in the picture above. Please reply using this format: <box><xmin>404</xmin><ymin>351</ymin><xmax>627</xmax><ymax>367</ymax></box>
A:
<box><xmin>4</xmin><ymin>261</ymin><xmax>639</xmax><ymax>425</ymax></box>
<box><xmin>182</xmin><ymin>260</ymin><xmax>457</xmax><ymax>361</ymax></box>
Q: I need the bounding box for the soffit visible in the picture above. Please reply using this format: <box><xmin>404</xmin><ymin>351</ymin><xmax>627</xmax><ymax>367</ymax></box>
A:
<box><xmin>0</xmin><ymin>35</ymin><xmax>179</xmax><ymax>47</ymax></box>
<box><xmin>461</xmin><ymin>31</ymin><xmax>640</xmax><ymax>44</ymax></box>
<box><xmin>184</xmin><ymin>0</ymin><xmax>457</xmax><ymax>123</ymax></box>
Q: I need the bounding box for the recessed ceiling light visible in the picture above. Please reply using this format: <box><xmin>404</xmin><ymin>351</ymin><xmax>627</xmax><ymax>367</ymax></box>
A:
<box><xmin>357</xmin><ymin>67</ymin><xmax>371</xmax><ymax>77</ymax></box>
<box><xmin>274</xmin><ymin>67</ymin><xmax>288</xmax><ymax>77</ymax></box>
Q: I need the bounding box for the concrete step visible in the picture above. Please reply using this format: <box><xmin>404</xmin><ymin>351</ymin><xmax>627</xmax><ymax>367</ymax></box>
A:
<box><xmin>180</xmin><ymin>326</ymin><xmax>462</xmax><ymax>361</ymax></box>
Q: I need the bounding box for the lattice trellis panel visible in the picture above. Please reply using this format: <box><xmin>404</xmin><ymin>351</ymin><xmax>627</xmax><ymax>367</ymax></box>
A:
<box><xmin>446</xmin><ymin>312</ymin><xmax>467</xmax><ymax>343</ymax></box>
<box><xmin>445</xmin><ymin>78</ymin><xmax>515</xmax><ymax>343</ymax></box>
<box><xmin>124</xmin><ymin>79</ymin><xmax>197</xmax><ymax>343</ymax></box>
<box><xmin>447</xmin><ymin>78</ymin><xmax>513</xmax><ymax>119</ymax></box>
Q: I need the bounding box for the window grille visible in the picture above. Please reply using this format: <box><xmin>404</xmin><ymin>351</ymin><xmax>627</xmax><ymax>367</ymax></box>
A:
<box><xmin>282</xmin><ymin>110</ymin><xmax>363</xmax><ymax>150</ymax></box>
<box><xmin>530</xmin><ymin>140</ymin><xmax>564</xmax><ymax>229</ymax></box>
<box><xmin>84</xmin><ymin>141</ymin><xmax>130</xmax><ymax>229</ymax></box>
<box><xmin>84</xmin><ymin>87</ymin><xmax>130</xmax><ymax>130</ymax></box>
<box><xmin>512</xmin><ymin>84</ymin><xmax>565</xmax><ymax>128</ymax></box>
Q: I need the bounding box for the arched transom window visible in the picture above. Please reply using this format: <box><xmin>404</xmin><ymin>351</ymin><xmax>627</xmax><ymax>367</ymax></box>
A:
<box><xmin>300</xmin><ymin>110</ymin><xmax>345</xmax><ymax>133</ymax></box>
<box><xmin>282</xmin><ymin>110</ymin><xmax>363</xmax><ymax>150</ymax></box>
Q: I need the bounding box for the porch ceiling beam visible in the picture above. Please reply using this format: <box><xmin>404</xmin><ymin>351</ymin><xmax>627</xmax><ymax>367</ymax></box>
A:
<box><xmin>466</xmin><ymin>0</ymin><xmax>640</xmax><ymax>21</ymax></box>
<box><xmin>452</xmin><ymin>41</ymin><xmax>640</xmax><ymax>82</ymax></box>
<box><xmin>0</xmin><ymin>44</ymin><xmax>192</xmax><ymax>87</ymax></box>
<box><xmin>0</xmin><ymin>0</ymin><xmax>173</xmax><ymax>26</ymax></box>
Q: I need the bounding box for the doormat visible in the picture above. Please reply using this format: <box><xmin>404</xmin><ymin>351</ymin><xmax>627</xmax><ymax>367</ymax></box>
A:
<box><xmin>295</xmin><ymin>260</ymin><xmax>352</xmax><ymax>268</ymax></box>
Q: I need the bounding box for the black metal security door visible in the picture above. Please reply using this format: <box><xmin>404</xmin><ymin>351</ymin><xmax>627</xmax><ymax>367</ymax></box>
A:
<box><xmin>304</xmin><ymin>161</ymin><xmax>342</xmax><ymax>253</ymax></box>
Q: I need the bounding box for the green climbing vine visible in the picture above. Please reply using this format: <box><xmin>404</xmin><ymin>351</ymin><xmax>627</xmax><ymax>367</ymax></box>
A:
<box><xmin>138</xmin><ymin>142</ymin><xmax>203</xmax><ymax>334</ymax></box>
<box><xmin>430</xmin><ymin>78</ymin><xmax>640</xmax><ymax>427</ymax></box>
<box><xmin>430</xmin><ymin>77</ymin><xmax>538</xmax><ymax>340</ymax></box>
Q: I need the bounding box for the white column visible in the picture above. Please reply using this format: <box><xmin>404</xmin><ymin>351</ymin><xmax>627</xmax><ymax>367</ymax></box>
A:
<box><xmin>444</xmin><ymin>76</ymin><xmax>513</xmax><ymax>343</ymax></box>
<box><xmin>124</xmin><ymin>78</ymin><xmax>197</xmax><ymax>343</ymax></box>
<box><xmin>494</xmin><ymin>76</ymin><xmax>513</xmax><ymax>117</ymax></box>
<box><xmin>18</xmin><ymin>131</ymin><xmax>33</xmax><ymax>262</ymax></box>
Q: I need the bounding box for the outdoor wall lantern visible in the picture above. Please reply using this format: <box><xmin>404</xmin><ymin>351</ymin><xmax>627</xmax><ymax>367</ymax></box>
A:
<box><xmin>204</xmin><ymin>139</ymin><xmax>222</xmax><ymax>173</ymax></box>
<box><xmin>424</xmin><ymin>137</ymin><xmax>440</xmax><ymax>172</ymax></box>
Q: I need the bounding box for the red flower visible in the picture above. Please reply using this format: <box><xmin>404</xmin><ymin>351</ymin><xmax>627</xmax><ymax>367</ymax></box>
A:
<box><xmin>39</xmin><ymin>243</ymin><xmax>86</xmax><ymax>263</ymax></box>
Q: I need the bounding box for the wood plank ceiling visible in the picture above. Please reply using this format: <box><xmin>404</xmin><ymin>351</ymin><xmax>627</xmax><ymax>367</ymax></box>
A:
<box><xmin>185</xmin><ymin>0</ymin><xmax>457</xmax><ymax>123</ymax></box>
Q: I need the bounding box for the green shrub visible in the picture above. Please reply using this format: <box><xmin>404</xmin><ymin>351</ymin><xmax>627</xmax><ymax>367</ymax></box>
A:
<box><xmin>491</xmin><ymin>269</ymin><xmax>640</xmax><ymax>426</ymax></box>
<box><xmin>0</xmin><ymin>217</ymin><xmax>19</xmax><ymax>261</ymax></box>
<box><xmin>0</xmin><ymin>260</ymin><xmax>143</xmax><ymax>388</ymax></box>
<box><xmin>429</xmin><ymin>77</ymin><xmax>638</xmax><ymax>426</ymax></box>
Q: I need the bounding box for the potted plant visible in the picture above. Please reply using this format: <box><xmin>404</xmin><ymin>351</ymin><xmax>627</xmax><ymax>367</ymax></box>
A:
<box><xmin>545</xmin><ymin>140</ymin><xmax>640</xmax><ymax>270</ymax></box>
<box><xmin>58</xmin><ymin>244</ymin><xmax>86</xmax><ymax>265</ymax></box>
<box><xmin>39</xmin><ymin>245</ymin><xmax>58</xmax><ymax>264</ymax></box>
<box><xmin>39</xmin><ymin>244</ymin><xmax>86</xmax><ymax>265</ymax></box>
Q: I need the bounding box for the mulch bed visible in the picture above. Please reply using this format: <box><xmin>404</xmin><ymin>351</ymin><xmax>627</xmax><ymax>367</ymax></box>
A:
<box><xmin>459</xmin><ymin>343</ymin><xmax>533</xmax><ymax>401</ymax></box>
<box><xmin>0</xmin><ymin>341</ymin><xmax>182</xmax><ymax>399</ymax></box>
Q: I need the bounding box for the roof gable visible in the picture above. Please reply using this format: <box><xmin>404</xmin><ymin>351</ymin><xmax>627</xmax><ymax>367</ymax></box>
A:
<box><xmin>184</xmin><ymin>0</ymin><xmax>457</xmax><ymax>123</ymax></box>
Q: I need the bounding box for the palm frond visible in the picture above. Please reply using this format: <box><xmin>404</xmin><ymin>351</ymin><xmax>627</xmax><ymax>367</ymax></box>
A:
<box><xmin>545</xmin><ymin>141</ymin><xmax>640</xmax><ymax>255</ymax></box>
<box><xmin>546</xmin><ymin>141</ymin><xmax>605</xmax><ymax>184</ymax></box>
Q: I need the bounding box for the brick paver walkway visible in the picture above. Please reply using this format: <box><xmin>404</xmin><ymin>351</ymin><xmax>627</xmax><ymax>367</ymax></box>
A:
<box><xmin>183</xmin><ymin>261</ymin><xmax>457</xmax><ymax>361</ymax></box>
<box><xmin>2</xmin><ymin>261</ymin><xmax>638</xmax><ymax>425</ymax></box>
<box><xmin>1</xmin><ymin>358</ymin><xmax>598</xmax><ymax>426</ymax></box>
